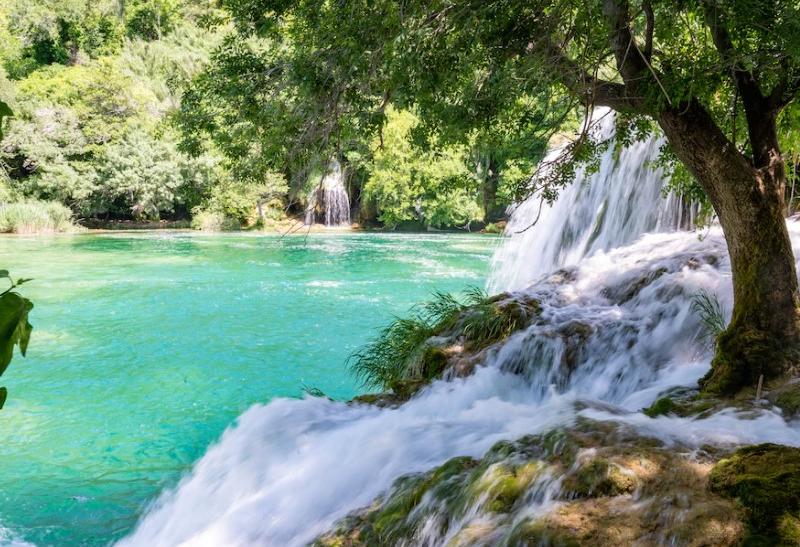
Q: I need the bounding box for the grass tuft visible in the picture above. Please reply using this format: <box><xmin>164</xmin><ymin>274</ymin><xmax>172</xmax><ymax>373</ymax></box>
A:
<box><xmin>691</xmin><ymin>290</ymin><xmax>726</xmax><ymax>342</ymax></box>
<box><xmin>349</xmin><ymin>287</ymin><xmax>537</xmax><ymax>392</ymax></box>
<box><xmin>0</xmin><ymin>200</ymin><xmax>75</xmax><ymax>234</ymax></box>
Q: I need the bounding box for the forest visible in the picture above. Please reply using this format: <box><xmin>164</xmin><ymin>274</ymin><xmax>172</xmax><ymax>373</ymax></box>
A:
<box><xmin>3</xmin><ymin>1</ymin><xmax>800</xmax><ymax>546</ymax></box>
<box><xmin>0</xmin><ymin>0</ymin><xmax>551</xmax><ymax>232</ymax></box>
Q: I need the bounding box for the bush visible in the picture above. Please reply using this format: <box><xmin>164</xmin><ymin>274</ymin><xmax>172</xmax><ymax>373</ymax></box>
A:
<box><xmin>190</xmin><ymin>209</ymin><xmax>239</xmax><ymax>231</ymax></box>
<box><xmin>0</xmin><ymin>200</ymin><xmax>74</xmax><ymax>233</ymax></box>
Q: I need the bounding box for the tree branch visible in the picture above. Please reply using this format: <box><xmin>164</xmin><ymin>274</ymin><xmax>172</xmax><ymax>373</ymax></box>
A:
<box><xmin>530</xmin><ymin>35</ymin><xmax>645</xmax><ymax>113</ymax></box>
<box><xmin>702</xmin><ymin>1</ymin><xmax>765</xmax><ymax>111</ymax></box>
<box><xmin>602</xmin><ymin>0</ymin><xmax>649</xmax><ymax>85</ymax></box>
<box><xmin>642</xmin><ymin>0</ymin><xmax>654</xmax><ymax>60</ymax></box>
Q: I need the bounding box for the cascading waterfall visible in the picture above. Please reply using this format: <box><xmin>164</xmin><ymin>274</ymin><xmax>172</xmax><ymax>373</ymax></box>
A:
<box><xmin>489</xmin><ymin>108</ymin><xmax>696</xmax><ymax>293</ymax></box>
<box><xmin>304</xmin><ymin>159</ymin><xmax>351</xmax><ymax>227</ymax></box>
<box><xmin>118</xmin><ymin>114</ymin><xmax>800</xmax><ymax>547</ymax></box>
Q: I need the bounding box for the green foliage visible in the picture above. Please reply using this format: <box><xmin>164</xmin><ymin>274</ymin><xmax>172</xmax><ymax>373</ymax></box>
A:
<box><xmin>125</xmin><ymin>0</ymin><xmax>179</xmax><ymax>40</ymax></box>
<box><xmin>349</xmin><ymin>289</ymin><xmax>478</xmax><ymax>391</ymax></box>
<box><xmin>0</xmin><ymin>200</ymin><xmax>74</xmax><ymax>233</ymax></box>
<box><xmin>691</xmin><ymin>290</ymin><xmax>727</xmax><ymax>343</ymax></box>
<box><xmin>0</xmin><ymin>271</ymin><xmax>34</xmax><ymax>409</ymax></box>
<box><xmin>461</xmin><ymin>293</ymin><xmax>533</xmax><ymax>350</ymax></box>
<box><xmin>193</xmin><ymin>171</ymin><xmax>288</xmax><ymax>227</ymax></box>
<box><xmin>0</xmin><ymin>8</ymin><xmax>233</xmax><ymax>224</ymax></box>
<box><xmin>349</xmin><ymin>287</ymin><xmax>536</xmax><ymax>392</ymax></box>
<box><xmin>363</xmin><ymin>109</ymin><xmax>483</xmax><ymax>229</ymax></box>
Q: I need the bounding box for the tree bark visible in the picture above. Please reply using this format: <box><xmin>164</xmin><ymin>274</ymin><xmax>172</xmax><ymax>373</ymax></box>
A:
<box><xmin>658</xmin><ymin>100</ymin><xmax>800</xmax><ymax>393</ymax></box>
<box><xmin>481</xmin><ymin>156</ymin><xmax>501</xmax><ymax>223</ymax></box>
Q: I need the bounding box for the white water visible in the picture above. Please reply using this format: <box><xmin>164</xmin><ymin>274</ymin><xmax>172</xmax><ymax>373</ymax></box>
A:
<box><xmin>119</xmin><ymin>115</ymin><xmax>800</xmax><ymax>547</ymax></box>
<box><xmin>304</xmin><ymin>159</ymin><xmax>351</xmax><ymax>227</ymax></box>
<box><xmin>489</xmin><ymin>108</ymin><xmax>695</xmax><ymax>293</ymax></box>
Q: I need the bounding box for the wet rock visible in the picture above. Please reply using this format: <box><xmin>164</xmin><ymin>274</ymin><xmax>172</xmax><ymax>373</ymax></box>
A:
<box><xmin>315</xmin><ymin>420</ymin><xmax>745</xmax><ymax>546</ymax></box>
<box><xmin>767</xmin><ymin>378</ymin><xmax>800</xmax><ymax>418</ymax></box>
<box><xmin>710</xmin><ymin>443</ymin><xmax>800</xmax><ymax>545</ymax></box>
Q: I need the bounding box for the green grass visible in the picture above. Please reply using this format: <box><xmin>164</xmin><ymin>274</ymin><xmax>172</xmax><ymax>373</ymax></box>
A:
<box><xmin>0</xmin><ymin>201</ymin><xmax>75</xmax><ymax>234</ymax></box>
<box><xmin>349</xmin><ymin>287</ymin><xmax>536</xmax><ymax>392</ymax></box>
<box><xmin>691</xmin><ymin>290</ymin><xmax>726</xmax><ymax>342</ymax></box>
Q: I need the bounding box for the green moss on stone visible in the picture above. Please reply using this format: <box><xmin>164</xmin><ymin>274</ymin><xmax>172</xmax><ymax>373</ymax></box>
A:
<box><xmin>710</xmin><ymin>443</ymin><xmax>800</xmax><ymax>545</ymax></box>
<box><xmin>562</xmin><ymin>458</ymin><xmax>636</xmax><ymax>498</ymax></box>
<box><xmin>644</xmin><ymin>397</ymin><xmax>678</xmax><ymax>417</ymax></box>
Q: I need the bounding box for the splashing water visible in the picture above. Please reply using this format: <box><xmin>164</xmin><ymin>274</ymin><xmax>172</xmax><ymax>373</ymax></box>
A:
<box><xmin>488</xmin><ymin>108</ymin><xmax>696</xmax><ymax>293</ymax></box>
<box><xmin>118</xmin><ymin>117</ymin><xmax>800</xmax><ymax>547</ymax></box>
<box><xmin>304</xmin><ymin>159</ymin><xmax>351</xmax><ymax>227</ymax></box>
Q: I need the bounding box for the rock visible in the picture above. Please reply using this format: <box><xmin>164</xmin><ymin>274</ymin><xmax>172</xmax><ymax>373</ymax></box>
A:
<box><xmin>315</xmin><ymin>420</ymin><xmax>746</xmax><ymax>546</ymax></box>
<box><xmin>768</xmin><ymin>378</ymin><xmax>800</xmax><ymax>418</ymax></box>
<box><xmin>710</xmin><ymin>443</ymin><xmax>800</xmax><ymax>545</ymax></box>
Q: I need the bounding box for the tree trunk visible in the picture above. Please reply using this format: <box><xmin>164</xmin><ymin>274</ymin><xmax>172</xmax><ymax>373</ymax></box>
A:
<box><xmin>658</xmin><ymin>100</ymin><xmax>800</xmax><ymax>394</ymax></box>
<box><xmin>481</xmin><ymin>156</ymin><xmax>501</xmax><ymax>223</ymax></box>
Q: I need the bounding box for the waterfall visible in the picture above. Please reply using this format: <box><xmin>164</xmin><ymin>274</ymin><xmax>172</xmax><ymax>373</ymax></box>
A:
<box><xmin>488</xmin><ymin>108</ymin><xmax>696</xmax><ymax>293</ymax></box>
<box><xmin>304</xmin><ymin>159</ymin><xmax>351</xmax><ymax>227</ymax></box>
<box><xmin>117</xmin><ymin>113</ymin><xmax>800</xmax><ymax>547</ymax></box>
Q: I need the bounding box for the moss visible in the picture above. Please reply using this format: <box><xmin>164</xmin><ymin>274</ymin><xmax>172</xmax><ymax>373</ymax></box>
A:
<box><xmin>769</xmin><ymin>380</ymin><xmax>800</xmax><ymax>418</ymax></box>
<box><xmin>709</xmin><ymin>443</ymin><xmax>800</xmax><ymax>544</ymax></box>
<box><xmin>506</xmin><ymin>519</ymin><xmax>581</xmax><ymax>546</ymax></box>
<box><xmin>470</xmin><ymin>461</ymin><xmax>544</xmax><ymax>513</ymax></box>
<box><xmin>387</xmin><ymin>378</ymin><xmax>428</xmax><ymax>400</ymax></box>
<box><xmin>702</xmin><ymin>320</ymin><xmax>800</xmax><ymax>396</ymax></box>
<box><xmin>644</xmin><ymin>397</ymin><xmax>678</xmax><ymax>417</ymax></box>
<box><xmin>562</xmin><ymin>458</ymin><xmax>636</xmax><ymax>498</ymax></box>
<box><xmin>368</xmin><ymin>456</ymin><xmax>478</xmax><ymax>542</ymax></box>
<box><xmin>418</xmin><ymin>345</ymin><xmax>449</xmax><ymax>379</ymax></box>
<box><xmin>642</xmin><ymin>391</ymin><xmax>726</xmax><ymax>419</ymax></box>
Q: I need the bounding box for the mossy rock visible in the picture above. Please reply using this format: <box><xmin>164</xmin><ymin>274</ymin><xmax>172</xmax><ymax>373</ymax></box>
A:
<box><xmin>710</xmin><ymin>443</ymin><xmax>800</xmax><ymax>545</ymax></box>
<box><xmin>768</xmin><ymin>379</ymin><xmax>800</xmax><ymax>418</ymax></box>
<box><xmin>642</xmin><ymin>388</ymin><xmax>724</xmax><ymax>419</ymax></box>
<box><xmin>562</xmin><ymin>458</ymin><xmax>637</xmax><ymax>498</ymax></box>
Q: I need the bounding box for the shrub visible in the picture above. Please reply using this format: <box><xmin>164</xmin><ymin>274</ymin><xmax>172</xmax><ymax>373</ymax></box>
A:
<box><xmin>0</xmin><ymin>200</ymin><xmax>74</xmax><ymax>233</ymax></box>
<box><xmin>190</xmin><ymin>209</ymin><xmax>239</xmax><ymax>231</ymax></box>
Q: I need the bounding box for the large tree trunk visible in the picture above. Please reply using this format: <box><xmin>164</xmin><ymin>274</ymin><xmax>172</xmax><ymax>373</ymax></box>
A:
<box><xmin>658</xmin><ymin>100</ymin><xmax>800</xmax><ymax>394</ymax></box>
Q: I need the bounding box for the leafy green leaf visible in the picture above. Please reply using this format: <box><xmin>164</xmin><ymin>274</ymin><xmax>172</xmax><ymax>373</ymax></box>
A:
<box><xmin>0</xmin><ymin>292</ymin><xmax>34</xmax><ymax>377</ymax></box>
<box><xmin>0</xmin><ymin>387</ymin><xmax>6</xmax><ymax>410</ymax></box>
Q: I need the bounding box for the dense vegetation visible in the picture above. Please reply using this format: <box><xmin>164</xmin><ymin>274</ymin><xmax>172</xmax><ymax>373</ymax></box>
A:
<box><xmin>0</xmin><ymin>0</ymin><xmax>549</xmax><ymax>232</ymax></box>
<box><xmin>3</xmin><ymin>0</ymin><xmax>800</xmax><ymax>391</ymax></box>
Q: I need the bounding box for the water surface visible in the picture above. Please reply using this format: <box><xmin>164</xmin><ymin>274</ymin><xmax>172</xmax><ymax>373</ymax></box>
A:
<box><xmin>0</xmin><ymin>231</ymin><xmax>496</xmax><ymax>546</ymax></box>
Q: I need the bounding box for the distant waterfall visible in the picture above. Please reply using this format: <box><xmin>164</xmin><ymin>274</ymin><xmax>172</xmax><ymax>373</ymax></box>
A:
<box><xmin>304</xmin><ymin>159</ymin><xmax>351</xmax><ymax>227</ymax></box>
<box><xmin>488</xmin><ymin>108</ymin><xmax>696</xmax><ymax>293</ymax></box>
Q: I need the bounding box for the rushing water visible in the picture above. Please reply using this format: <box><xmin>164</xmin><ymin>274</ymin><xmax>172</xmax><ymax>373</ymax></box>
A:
<box><xmin>112</xmin><ymin>115</ymin><xmax>800</xmax><ymax>546</ymax></box>
<box><xmin>0</xmin><ymin>232</ymin><xmax>496</xmax><ymax>546</ymax></box>
<box><xmin>489</xmin><ymin>109</ymin><xmax>696</xmax><ymax>293</ymax></box>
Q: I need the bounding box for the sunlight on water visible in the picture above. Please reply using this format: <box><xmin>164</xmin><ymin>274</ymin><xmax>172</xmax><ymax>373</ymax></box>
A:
<box><xmin>0</xmin><ymin>231</ymin><xmax>497</xmax><ymax>546</ymax></box>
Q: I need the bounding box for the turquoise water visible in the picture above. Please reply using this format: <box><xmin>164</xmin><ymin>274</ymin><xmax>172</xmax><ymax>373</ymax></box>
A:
<box><xmin>0</xmin><ymin>231</ymin><xmax>496</xmax><ymax>546</ymax></box>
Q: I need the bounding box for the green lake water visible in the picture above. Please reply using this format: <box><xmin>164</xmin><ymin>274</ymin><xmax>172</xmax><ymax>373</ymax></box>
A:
<box><xmin>0</xmin><ymin>231</ymin><xmax>497</xmax><ymax>546</ymax></box>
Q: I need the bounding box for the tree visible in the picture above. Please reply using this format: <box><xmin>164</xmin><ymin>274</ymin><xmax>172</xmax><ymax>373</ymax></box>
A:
<box><xmin>221</xmin><ymin>0</ymin><xmax>800</xmax><ymax>394</ymax></box>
